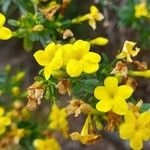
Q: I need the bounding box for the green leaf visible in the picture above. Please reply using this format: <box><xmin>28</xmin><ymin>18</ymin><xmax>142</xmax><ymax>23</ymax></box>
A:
<box><xmin>140</xmin><ymin>103</ymin><xmax>150</xmax><ymax>113</ymax></box>
<box><xmin>8</xmin><ymin>19</ymin><xmax>20</xmax><ymax>27</ymax></box>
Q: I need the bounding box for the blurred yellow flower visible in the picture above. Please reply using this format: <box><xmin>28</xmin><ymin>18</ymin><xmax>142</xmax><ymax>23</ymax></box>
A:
<box><xmin>88</xmin><ymin>5</ymin><xmax>104</xmax><ymax>30</ymax></box>
<box><xmin>0</xmin><ymin>13</ymin><xmax>12</xmax><ymax>40</ymax></box>
<box><xmin>90</xmin><ymin>37</ymin><xmax>108</xmax><ymax>46</ymax></box>
<box><xmin>33</xmin><ymin>138</ymin><xmax>61</xmax><ymax>150</ymax></box>
<box><xmin>65</xmin><ymin>40</ymin><xmax>101</xmax><ymax>77</ymax></box>
<box><xmin>119</xmin><ymin>110</ymin><xmax>150</xmax><ymax>150</ymax></box>
<box><xmin>48</xmin><ymin>104</ymin><xmax>69</xmax><ymax>138</ymax></box>
<box><xmin>34</xmin><ymin>42</ymin><xmax>63</xmax><ymax>80</ymax></box>
<box><xmin>72</xmin><ymin>5</ymin><xmax>104</xmax><ymax>30</ymax></box>
<box><xmin>94</xmin><ymin>77</ymin><xmax>133</xmax><ymax>115</ymax></box>
<box><xmin>10</xmin><ymin>123</ymin><xmax>25</xmax><ymax>144</ymax></box>
<box><xmin>116</xmin><ymin>41</ymin><xmax>140</xmax><ymax>62</ymax></box>
<box><xmin>0</xmin><ymin>107</ymin><xmax>11</xmax><ymax>134</ymax></box>
<box><xmin>135</xmin><ymin>2</ymin><xmax>150</xmax><ymax>18</ymax></box>
<box><xmin>129</xmin><ymin>69</ymin><xmax>150</xmax><ymax>78</ymax></box>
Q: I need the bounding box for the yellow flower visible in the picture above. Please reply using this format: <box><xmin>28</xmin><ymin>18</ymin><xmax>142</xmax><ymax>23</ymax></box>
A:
<box><xmin>10</xmin><ymin>123</ymin><xmax>25</xmax><ymax>144</ymax></box>
<box><xmin>33</xmin><ymin>138</ymin><xmax>61</xmax><ymax>150</ymax></box>
<box><xmin>129</xmin><ymin>69</ymin><xmax>150</xmax><ymax>78</ymax></box>
<box><xmin>135</xmin><ymin>2</ymin><xmax>150</xmax><ymax>18</ymax></box>
<box><xmin>65</xmin><ymin>40</ymin><xmax>101</xmax><ymax>77</ymax></box>
<box><xmin>0</xmin><ymin>13</ymin><xmax>12</xmax><ymax>40</ymax></box>
<box><xmin>72</xmin><ymin>5</ymin><xmax>104</xmax><ymax>30</ymax></box>
<box><xmin>70</xmin><ymin>115</ymin><xmax>101</xmax><ymax>144</ymax></box>
<box><xmin>116</xmin><ymin>41</ymin><xmax>140</xmax><ymax>62</ymax></box>
<box><xmin>94</xmin><ymin>77</ymin><xmax>133</xmax><ymax>115</ymax></box>
<box><xmin>0</xmin><ymin>107</ymin><xmax>11</xmax><ymax>134</ymax></box>
<box><xmin>119</xmin><ymin>110</ymin><xmax>150</xmax><ymax>150</ymax></box>
<box><xmin>34</xmin><ymin>42</ymin><xmax>63</xmax><ymax>80</ymax></box>
<box><xmin>48</xmin><ymin>104</ymin><xmax>69</xmax><ymax>138</ymax></box>
<box><xmin>88</xmin><ymin>5</ymin><xmax>104</xmax><ymax>30</ymax></box>
<box><xmin>89</xmin><ymin>37</ymin><xmax>108</xmax><ymax>46</ymax></box>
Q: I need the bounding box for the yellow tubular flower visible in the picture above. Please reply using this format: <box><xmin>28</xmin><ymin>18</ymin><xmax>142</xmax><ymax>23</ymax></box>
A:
<box><xmin>88</xmin><ymin>5</ymin><xmax>104</xmax><ymax>30</ymax></box>
<box><xmin>129</xmin><ymin>70</ymin><xmax>150</xmax><ymax>78</ymax></box>
<box><xmin>0</xmin><ymin>13</ymin><xmax>12</xmax><ymax>40</ymax></box>
<box><xmin>0</xmin><ymin>107</ymin><xmax>11</xmax><ymax>134</ymax></box>
<box><xmin>65</xmin><ymin>40</ymin><xmax>101</xmax><ymax>77</ymax></box>
<box><xmin>34</xmin><ymin>42</ymin><xmax>63</xmax><ymax>80</ymax></box>
<box><xmin>116</xmin><ymin>41</ymin><xmax>140</xmax><ymax>62</ymax></box>
<box><xmin>48</xmin><ymin>104</ymin><xmax>69</xmax><ymax>138</ymax></box>
<box><xmin>33</xmin><ymin>138</ymin><xmax>61</xmax><ymax>150</ymax></box>
<box><xmin>135</xmin><ymin>2</ymin><xmax>150</xmax><ymax>18</ymax></box>
<box><xmin>94</xmin><ymin>77</ymin><xmax>133</xmax><ymax>115</ymax></box>
<box><xmin>70</xmin><ymin>115</ymin><xmax>101</xmax><ymax>144</ymax></box>
<box><xmin>119</xmin><ymin>111</ymin><xmax>150</xmax><ymax>150</ymax></box>
<box><xmin>90</xmin><ymin>37</ymin><xmax>108</xmax><ymax>46</ymax></box>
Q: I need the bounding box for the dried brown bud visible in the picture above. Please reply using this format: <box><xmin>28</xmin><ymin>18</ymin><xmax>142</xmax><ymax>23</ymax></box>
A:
<box><xmin>65</xmin><ymin>99</ymin><xmax>96</xmax><ymax>117</ymax></box>
<box><xmin>126</xmin><ymin>77</ymin><xmax>138</xmax><ymax>91</ymax></box>
<box><xmin>61</xmin><ymin>0</ymin><xmax>71</xmax><ymax>14</ymax></box>
<box><xmin>132</xmin><ymin>61</ymin><xmax>148</xmax><ymax>71</ymax></box>
<box><xmin>56</xmin><ymin>79</ymin><xmax>71</xmax><ymax>96</ymax></box>
<box><xmin>63</xmin><ymin>29</ymin><xmax>74</xmax><ymax>39</ymax></box>
<box><xmin>105</xmin><ymin>111</ymin><xmax>121</xmax><ymax>132</ymax></box>
<box><xmin>39</xmin><ymin>2</ymin><xmax>60</xmax><ymax>20</ymax></box>
<box><xmin>27</xmin><ymin>82</ymin><xmax>44</xmax><ymax>111</ymax></box>
<box><xmin>111</xmin><ymin>61</ymin><xmax>128</xmax><ymax>77</ymax></box>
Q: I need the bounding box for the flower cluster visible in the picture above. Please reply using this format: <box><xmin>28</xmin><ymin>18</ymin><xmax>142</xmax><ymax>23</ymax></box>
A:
<box><xmin>34</xmin><ymin>39</ymin><xmax>101</xmax><ymax>79</ymax></box>
<box><xmin>0</xmin><ymin>1</ymin><xmax>150</xmax><ymax>150</ymax></box>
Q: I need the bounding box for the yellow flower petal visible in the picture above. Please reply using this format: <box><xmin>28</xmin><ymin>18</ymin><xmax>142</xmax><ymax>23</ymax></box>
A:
<box><xmin>94</xmin><ymin>86</ymin><xmax>110</xmax><ymax>100</ymax></box>
<box><xmin>119</xmin><ymin>123</ymin><xmax>135</xmax><ymax>139</ymax></box>
<box><xmin>89</xmin><ymin>19</ymin><xmax>96</xmax><ymax>30</ymax></box>
<box><xmin>83</xmin><ymin>63</ymin><xmax>99</xmax><ymax>73</ymax></box>
<box><xmin>82</xmin><ymin>52</ymin><xmax>101</xmax><ymax>73</ymax></box>
<box><xmin>96</xmin><ymin>100</ymin><xmax>113</xmax><ymax>112</ymax></box>
<box><xmin>82</xmin><ymin>52</ymin><xmax>101</xmax><ymax>63</ymax></box>
<box><xmin>33</xmin><ymin>139</ymin><xmax>44</xmax><ymax>149</ymax></box>
<box><xmin>62</xmin><ymin>44</ymin><xmax>74</xmax><ymax>66</ymax></box>
<box><xmin>44</xmin><ymin>65</ymin><xmax>52</xmax><ymax>80</ymax></box>
<box><xmin>0</xmin><ymin>124</ymin><xmax>5</xmax><ymax>134</ymax></box>
<box><xmin>0</xmin><ymin>13</ymin><xmax>6</xmax><ymax>27</ymax></box>
<box><xmin>0</xmin><ymin>107</ymin><xmax>4</xmax><ymax>116</ymax></box>
<box><xmin>66</xmin><ymin>59</ymin><xmax>83</xmax><ymax>77</ymax></box>
<box><xmin>73</xmin><ymin>40</ymin><xmax>90</xmax><ymax>58</ymax></box>
<box><xmin>45</xmin><ymin>42</ymin><xmax>56</xmax><ymax>53</ymax></box>
<box><xmin>130</xmin><ymin>132</ymin><xmax>143</xmax><ymax>150</ymax></box>
<box><xmin>50</xmin><ymin>48</ymin><xmax>63</xmax><ymax>70</ymax></box>
<box><xmin>138</xmin><ymin>111</ymin><xmax>150</xmax><ymax>126</ymax></box>
<box><xmin>95</xmin><ymin>13</ymin><xmax>104</xmax><ymax>21</ymax></box>
<box><xmin>124</xmin><ymin>111</ymin><xmax>136</xmax><ymax>123</ymax></box>
<box><xmin>34</xmin><ymin>50</ymin><xmax>51</xmax><ymax>66</ymax></box>
<box><xmin>112</xmin><ymin>99</ymin><xmax>128</xmax><ymax>115</ymax></box>
<box><xmin>141</xmin><ymin>127</ymin><xmax>150</xmax><ymax>140</ymax></box>
<box><xmin>104</xmin><ymin>77</ymin><xmax>118</xmax><ymax>87</ymax></box>
<box><xmin>115</xmin><ymin>85</ymin><xmax>133</xmax><ymax>99</ymax></box>
<box><xmin>3</xmin><ymin>116</ymin><xmax>11</xmax><ymax>126</ymax></box>
<box><xmin>90</xmin><ymin>5</ymin><xmax>99</xmax><ymax>14</ymax></box>
<box><xmin>0</xmin><ymin>27</ymin><xmax>12</xmax><ymax>40</ymax></box>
